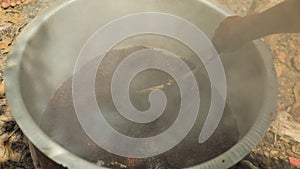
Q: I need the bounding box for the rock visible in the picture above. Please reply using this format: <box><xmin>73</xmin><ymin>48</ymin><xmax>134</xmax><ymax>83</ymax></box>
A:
<box><xmin>292</xmin><ymin>56</ymin><xmax>300</xmax><ymax>72</ymax></box>
<box><xmin>0</xmin><ymin>38</ymin><xmax>13</xmax><ymax>55</ymax></box>
<box><xmin>275</xmin><ymin>64</ymin><xmax>283</xmax><ymax>77</ymax></box>
<box><xmin>292</xmin><ymin>145</ymin><xmax>300</xmax><ymax>155</ymax></box>
<box><xmin>0</xmin><ymin>39</ymin><xmax>13</xmax><ymax>50</ymax></box>
<box><xmin>263</xmin><ymin>151</ymin><xmax>270</xmax><ymax>157</ymax></box>
<box><xmin>277</xmin><ymin>52</ymin><xmax>287</xmax><ymax>62</ymax></box>
<box><xmin>270</xmin><ymin>150</ymin><xmax>278</xmax><ymax>156</ymax></box>
<box><xmin>292</xmin><ymin>82</ymin><xmax>300</xmax><ymax>119</ymax></box>
<box><xmin>286</xmin><ymin>106</ymin><xmax>292</xmax><ymax>113</ymax></box>
<box><xmin>96</xmin><ymin>160</ymin><xmax>105</xmax><ymax>166</ymax></box>
<box><xmin>0</xmin><ymin>81</ymin><xmax>4</xmax><ymax>96</ymax></box>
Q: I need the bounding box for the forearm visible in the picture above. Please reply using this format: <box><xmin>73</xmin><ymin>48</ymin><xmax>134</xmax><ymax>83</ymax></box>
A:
<box><xmin>238</xmin><ymin>0</ymin><xmax>300</xmax><ymax>42</ymax></box>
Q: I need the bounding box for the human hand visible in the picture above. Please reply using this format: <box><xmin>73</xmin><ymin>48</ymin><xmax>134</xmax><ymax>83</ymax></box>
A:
<box><xmin>212</xmin><ymin>16</ymin><xmax>246</xmax><ymax>53</ymax></box>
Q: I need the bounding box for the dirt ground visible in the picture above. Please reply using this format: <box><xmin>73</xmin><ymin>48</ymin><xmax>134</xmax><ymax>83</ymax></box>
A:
<box><xmin>0</xmin><ymin>0</ymin><xmax>300</xmax><ymax>168</ymax></box>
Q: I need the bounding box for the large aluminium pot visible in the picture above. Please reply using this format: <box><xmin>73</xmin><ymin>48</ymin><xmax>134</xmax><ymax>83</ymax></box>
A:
<box><xmin>5</xmin><ymin>0</ymin><xmax>277</xmax><ymax>168</ymax></box>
